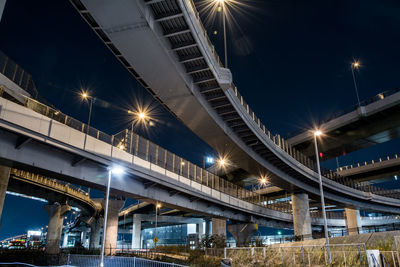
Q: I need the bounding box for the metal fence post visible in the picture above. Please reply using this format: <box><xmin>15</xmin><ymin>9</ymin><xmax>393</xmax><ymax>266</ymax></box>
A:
<box><xmin>133</xmin><ymin>257</ymin><xmax>136</xmax><ymax>267</ymax></box>
<box><xmin>263</xmin><ymin>247</ymin><xmax>266</xmax><ymax>259</ymax></box>
<box><xmin>301</xmin><ymin>246</ymin><xmax>305</xmax><ymax>267</ymax></box>
<box><xmin>224</xmin><ymin>247</ymin><xmax>227</xmax><ymax>258</ymax></box>
<box><xmin>280</xmin><ymin>247</ymin><xmax>284</xmax><ymax>266</ymax></box>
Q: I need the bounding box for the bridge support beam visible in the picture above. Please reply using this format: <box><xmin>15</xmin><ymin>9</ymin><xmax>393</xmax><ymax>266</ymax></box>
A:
<box><xmin>131</xmin><ymin>214</ymin><xmax>142</xmax><ymax>249</ymax></box>
<box><xmin>103</xmin><ymin>199</ymin><xmax>125</xmax><ymax>256</ymax></box>
<box><xmin>292</xmin><ymin>193</ymin><xmax>312</xmax><ymax>240</ymax></box>
<box><xmin>345</xmin><ymin>208</ymin><xmax>361</xmax><ymax>235</ymax></box>
<box><xmin>0</xmin><ymin>166</ymin><xmax>10</xmax><ymax>227</ymax></box>
<box><xmin>227</xmin><ymin>223</ymin><xmax>258</xmax><ymax>247</ymax></box>
<box><xmin>205</xmin><ymin>219</ymin><xmax>212</xmax><ymax>236</ymax></box>
<box><xmin>89</xmin><ymin>217</ymin><xmax>102</xmax><ymax>250</ymax></box>
<box><xmin>196</xmin><ymin>220</ymin><xmax>204</xmax><ymax>239</ymax></box>
<box><xmin>212</xmin><ymin>218</ymin><xmax>226</xmax><ymax>237</ymax></box>
<box><xmin>44</xmin><ymin>203</ymin><xmax>70</xmax><ymax>254</ymax></box>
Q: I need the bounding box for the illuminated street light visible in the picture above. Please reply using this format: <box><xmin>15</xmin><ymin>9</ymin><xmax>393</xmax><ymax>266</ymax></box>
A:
<box><xmin>351</xmin><ymin>61</ymin><xmax>362</xmax><ymax>107</ymax></box>
<box><xmin>214</xmin><ymin>0</ymin><xmax>228</xmax><ymax>67</ymax></box>
<box><xmin>128</xmin><ymin>109</ymin><xmax>149</xmax><ymax>153</ymax></box>
<box><xmin>100</xmin><ymin>165</ymin><xmax>125</xmax><ymax>267</ymax></box>
<box><xmin>80</xmin><ymin>90</ymin><xmax>95</xmax><ymax>148</ymax></box>
<box><xmin>313</xmin><ymin>130</ymin><xmax>331</xmax><ymax>263</ymax></box>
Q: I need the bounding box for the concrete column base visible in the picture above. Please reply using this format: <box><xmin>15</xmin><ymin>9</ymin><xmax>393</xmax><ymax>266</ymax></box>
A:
<box><xmin>131</xmin><ymin>214</ymin><xmax>142</xmax><ymax>249</ymax></box>
<box><xmin>292</xmin><ymin>193</ymin><xmax>312</xmax><ymax>240</ymax></box>
<box><xmin>345</xmin><ymin>208</ymin><xmax>361</xmax><ymax>235</ymax></box>
<box><xmin>212</xmin><ymin>218</ymin><xmax>226</xmax><ymax>237</ymax></box>
<box><xmin>227</xmin><ymin>223</ymin><xmax>258</xmax><ymax>247</ymax></box>
<box><xmin>44</xmin><ymin>203</ymin><xmax>70</xmax><ymax>254</ymax></box>
<box><xmin>89</xmin><ymin>217</ymin><xmax>102</xmax><ymax>250</ymax></box>
<box><xmin>103</xmin><ymin>199</ymin><xmax>125</xmax><ymax>255</ymax></box>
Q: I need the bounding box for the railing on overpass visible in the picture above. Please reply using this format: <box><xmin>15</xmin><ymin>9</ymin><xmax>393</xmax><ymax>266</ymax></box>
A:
<box><xmin>0</xmin><ymin>50</ymin><xmax>38</xmax><ymax>98</ymax></box>
<box><xmin>9</xmin><ymin>169</ymin><xmax>98</xmax><ymax>211</ymax></box>
<box><xmin>337</xmin><ymin>153</ymin><xmax>399</xmax><ymax>172</ymax></box>
<box><xmin>231</xmin><ymin>86</ymin><xmax>400</xmax><ymax>200</ymax></box>
<box><xmin>185</xmin><ymin>0</ymin><xmax>400</xmax><ymax>198</ymax></box>
<box><xmin>0</xmin><ymin>87</ymin><xmax>292</xmax><ymax>213</ymax></box>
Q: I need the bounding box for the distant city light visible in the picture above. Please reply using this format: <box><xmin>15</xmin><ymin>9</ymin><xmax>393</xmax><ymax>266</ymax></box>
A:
<box><xmin>395</xmin><ymin>175</ymin><xmax>398</xmax><ymax>181</ymax></box>
<box><xmin>206</xmin><ymin>157</ymin><xmax>214</xmax><ymax>164</ymax></box>
<box><xmin>277</xmin><ymin>231</ymin><xmax>282</xmax><ymax>235</ymax></box>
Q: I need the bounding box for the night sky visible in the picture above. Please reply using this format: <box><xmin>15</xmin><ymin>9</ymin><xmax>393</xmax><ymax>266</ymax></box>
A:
<box><xmin>1</xmin><ymin>0</ymin><xmax>400</xmax><ymax>240</ymax></box>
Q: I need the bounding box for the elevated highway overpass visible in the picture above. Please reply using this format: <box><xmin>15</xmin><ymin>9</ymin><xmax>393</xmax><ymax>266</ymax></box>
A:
<box><xmin>68</xmin><ymin>0</ymin><xmax>400</xmax><ymax>220</ymax></box>
<box><xmin>287</xmin><ymin>89</ymin><xmax>400</xmax><ymax>160</ymax></box>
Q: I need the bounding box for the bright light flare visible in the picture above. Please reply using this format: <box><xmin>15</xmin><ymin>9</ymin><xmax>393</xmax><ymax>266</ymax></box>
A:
<box><xmin>314</xmin><ymin>130</ymin><xmax>323</xmax><ymax>137</ymax></box>
<box><xmin>259</xmin><ymin>177</ymin><xmax>268</xmax><ymax>185</ymax></box>
<box><xmin>80</xmin><ymin>91</ymin><xmax>89</xmax><ymax>99</ymax></box>
<box><xmin>156</xmin><ymin>203</ymin><xmax>162</xmax><ymax>209</ymax></box>
<box><xmin>110</xmin><ymin>166</ymin><xmax>125</xmax><ymax>175</ymax></box>
<box><xmin>352</xmin><ymin>61</ymin><xmax>361</xmax><ymax>69</ymax></box>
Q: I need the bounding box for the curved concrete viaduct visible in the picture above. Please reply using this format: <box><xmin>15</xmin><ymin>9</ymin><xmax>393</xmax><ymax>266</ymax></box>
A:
<box><xmin>69</xmin><ymin>0</ymin><xmax>400</xmax><ymax>213</ymax></box>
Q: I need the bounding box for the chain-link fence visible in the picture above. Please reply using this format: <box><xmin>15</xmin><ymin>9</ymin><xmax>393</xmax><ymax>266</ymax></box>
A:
<box><xmin>225</xmin><ymin>244</ymin><xmax>368</xmax><ymax>267</ymax></box>
<box><xmin>67</xmin><ymin>254</ymin><xmax>187</xmax><ymax>267</ymax></box>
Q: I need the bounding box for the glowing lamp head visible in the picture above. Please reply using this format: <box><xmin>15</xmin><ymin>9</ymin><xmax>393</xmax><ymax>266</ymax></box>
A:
<box><xmin>110</xmin><ymin>166</ymin><xmax>125</xmax><ymax>175</ymax></box>
<box><xmin>81</xmin><ymin>92</ymin><xmax>89</xmax><ymax>99</ymax></box>
<box><xmin>314</xmin><ymin>130</ymin><xmax>323</xmax><ymax>137</ymax></box>
<box><xmin>219</xmin><ymin>159</ymin><xmax>226</xmax><ymax>166</ymax></box>
<box><xmin>156</xmin><ymin>203</ymin><xmax>162</xmax><ymax>209</ymax></box>
<box><xmin>138</xmin><ymin>112</ymin><xmax>146</xmax><ymax>119</ymax></box>
<box><xmin>260</xmin><ymin>177</ymin><xmax>267</xmax><ymax>185</ymax></box>
<box><xmin>352</xmin><ymin>61</ymin><xmax>360</xmax><ymax>69</ymax></box>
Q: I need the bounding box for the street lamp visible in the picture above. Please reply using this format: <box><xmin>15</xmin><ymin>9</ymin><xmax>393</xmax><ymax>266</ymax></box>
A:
<box><xmin>216</xmin><ymin>0</ymin><xmax>228</xmax><ymax>68</ymax></box>
<box><xmin>128</xmin><ymin>110</ymin><xmax>149</xmax><ymax>153</ymax></box>
<box><xmin>155</xmin><ymin>203</ymin><xmax>162</xmax><ymax>255</ymax></box>
<box><xmin>313</xmin><ymin>130</ymin><xmax>331</xmax><ymax>263</ymax></box>
<box><xmin>257</xmin><ymin>176</ymin><xmax>268</xmax><ymax>203</ymax></box>
<box><xmin>99</xmin><ymin>166</ymin><xmax>125</xmax><ymax>267</ymax></box>
<box><xmin>351</xmin><ymin>61</ymin><xmax>361</xmax><ymax>107</ymax></box>
<box><xmin>81</xmin><ymin>91</ymin><xmax>95</xmax><ymax>148</ymax></box>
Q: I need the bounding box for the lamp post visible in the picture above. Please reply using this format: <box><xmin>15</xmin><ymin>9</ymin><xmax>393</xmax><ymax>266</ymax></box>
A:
<box><xmin>81</xmin><ymin>91</ymin><xmax>95</xmax><ymax>148</ymax></box>
<box><xmin>99</xmin><ymin>166</ymin><xmax>124</xmax><ymax>267</ymax></box>
<box><xmin>351</xmin><ymin>61</ymin><xmax>361</xmax><ymax>107</ymax></box>
<box><xmin>313</xmin><ymin>130</ymin><xmax>331</xmax><ymax>264</ymax></box>
<box><xmin>128</xmin><ymin>110</ymin><xmax>148</xmax><ymax>154</ymax></box>
<box><xmin>258</xmin><ymin>177</ymin><xmax>267</xmax><ymax>204</ymax></box>
<box><xmin>215</xmin><ymin>0</ymin><xmax>228</xmax><ymax>68</ymax></box>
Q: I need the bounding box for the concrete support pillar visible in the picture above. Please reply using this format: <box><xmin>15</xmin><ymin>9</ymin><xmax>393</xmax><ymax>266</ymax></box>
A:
<box><xmin>131</xmin><ymin>214</ymin><xmax>142</xmax><ymax>249</ymax></box>
<box><xmin>345</xmin><ymin>208</ymin><xmax>361</xmax><ymax>235</ymax></box>
<box><xmin>44</xmin><ymin>203</ymin><xmax>70</xmax><ymax>254</ymax></box>
<box><xmin>62</xmin><ymin>232</ymin><xmax>68</xmax><ymax>248</ymax></box>
<box><xmin>0</xmin><ymin>0</ymin><xmax>6</xmax><ymax>22</ymax></box>
<box><xmin>227</xmin><ymin>223</ymin><xmax>258</xmax><ymax>247</ymax></box>
<box><xmin>0</xmin><ymin>166</ymin><xmax>10</xmax><ymax>228</ymax></box>
<box><xmin>205</xmin><ymin>219</ymin><xmax>212</xmax><ymax>236</ymax></box>
<box><xmin>196</xmin><ymin>220</ymin><xmax>204</xmax><ymax>239</ymax></box>
<box><xmin>292</xmin><ymin>193</ymin><xmax>312</xmax><ymax>240</ymax></box>
<box><xmin>103</xmin><ymin>199</ymin><xmax>124</xmax><ymax>256</ymax></box>
<box><xmin>212</xmin><ymin>218</ymin><xmax>226</xmax><ymax>237</ymax></box>
<box><xmin>89</xmin><ymin>217</ymin><xmax>102</xmax><ymax>250</ymax></box>
<box><xmin>81</xmin><ymin>228</ymin><xmax>88</xmax><ymax>248</ymax></box>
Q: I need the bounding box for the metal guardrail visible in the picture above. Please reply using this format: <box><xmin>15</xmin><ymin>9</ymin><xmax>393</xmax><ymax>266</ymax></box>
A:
<box><xmin>9</xmin><ymin>169</ymin><xmax>99</xmax><ymax>211</ymax></box>
<box><xmin>182</xmin><ymin>0</ymin><xmax>400</xmax><ymax>200</ymax></box>
<box><xmin>0</xmin><ymin>50</ymin><xmax>38</xmax><ymax>98</ymax></box>
<box><xmin>67</xmin><ymin>254</ymin><xmax>188</xmax><ymax>267</ymax></box>
<box><xmin>0</xmin><ymin>87</ymin><xmax>292</xmax><ymax>213</ymax></box>
<box><xmin>337</xmin><ymin>153</ymin><xmax>399</xmax><ymax>172</ymax></box>
<box><xmin>231</xmin><ymin>86</ymin><xmax>400</xmax><ymax>200</ymax></box>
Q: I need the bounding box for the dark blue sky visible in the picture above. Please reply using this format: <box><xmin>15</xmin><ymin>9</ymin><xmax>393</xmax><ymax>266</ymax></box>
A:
<box><xmin>0</xmin><ymin>0</ymin><xmax>399</xmax><ymax>239</ymax></box>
